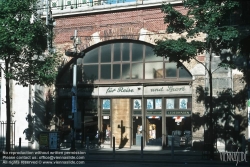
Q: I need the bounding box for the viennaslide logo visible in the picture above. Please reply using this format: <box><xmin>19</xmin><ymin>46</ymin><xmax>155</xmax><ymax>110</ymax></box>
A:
<box><xmin>220</xmin><ymin>147</ymin><xmax>248</xmax><ymax>166</ymax></box>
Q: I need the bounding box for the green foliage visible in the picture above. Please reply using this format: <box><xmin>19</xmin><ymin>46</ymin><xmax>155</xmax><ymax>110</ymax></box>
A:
<box><xmin>154</xmin><ymin>0</ymin><xmax>240</xmax><ymax>67</ymax></box>
<box><xmin>0</xmin><ymin>0</ymin><xmax>59</xmax><ymax>86</ymax></box>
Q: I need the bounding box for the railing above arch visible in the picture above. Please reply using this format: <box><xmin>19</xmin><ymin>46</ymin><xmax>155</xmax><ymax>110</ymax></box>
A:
<box><xmin>40</xmin><ymin>0</ymin><xmax>182</xmax><ymax>16</ymax></box>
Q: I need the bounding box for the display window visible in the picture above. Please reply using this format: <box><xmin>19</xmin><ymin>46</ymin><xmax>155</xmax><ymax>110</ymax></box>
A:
<box><xmin>102</xmin><ymin>99</ymin><xmax>111</xmax><ymax>109</ymax></box>
<box><xmin>132</xmin><ymin>116</ymin><xmax>142</xmax><ymax>145</ymax></box>
<box><xmin>102</xmin><ymin>116</ymin><xmax>111</xmax><ymax>145</ymax></box>
<box><xmin>146</xmin><ymin>116</ymin><xmax>162</xmax><ymax>146</ymax></box>
<box><xmin>146</xmin><ymin>98</ymin><xmax>162</xmax><ymax>109</ymax></box>
<box><xmin>166</xmin><ymin>97</ymin><xmax>192</xmax><ymax>110</ymax></box>
<box><xmin>179</xmin><ymin>98</ymin><xmax>188</xmax><ymax>109</ymax></box>
<box><xmin>166</xmin><ymin>99</ymin><xmax>175</xmax><ymax>109</ymax></box>
<box><xmin>133</xmin><ymin>99</ymin><xmax>142</xmax><ymax>109</ymax></box>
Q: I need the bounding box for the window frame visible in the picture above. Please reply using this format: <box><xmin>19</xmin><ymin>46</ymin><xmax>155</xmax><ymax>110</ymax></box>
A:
<box><xmin>60</xmin><ymin>41</ymin><xmax>192</xmax><ymax>84</ymax></box>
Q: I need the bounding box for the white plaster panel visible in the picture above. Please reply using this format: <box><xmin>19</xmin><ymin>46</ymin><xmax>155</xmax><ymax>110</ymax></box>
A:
<box><xmin>144</xmin><ymin>85</ymin><xmax>192</xmax><ymax>95</ymax></box>
<box><xmin>190</xmin><ymin>64</ymin><xmax>205</xmax><ymax>76</ymax></box>
<box><xmin>99</xmin><ymin>86</ymin><xmax>143</xmax><ymax>96</ymax></box>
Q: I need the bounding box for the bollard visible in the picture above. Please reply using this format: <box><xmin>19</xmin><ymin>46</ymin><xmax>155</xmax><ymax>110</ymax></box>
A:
<box><xmin>86</xmin><ymin>137</ymin><xmax>89</xmax><ymax>158</ymax></box>
<box><xmin>141</xmin><ymin>136</ymin><xmax>143</xmax><ymax>159</ymax></box>
<box><xmin>113</xmin><ymin>136</ymin><xmax>115</xmax><ymax>158</ymax></box>
<box><xmin>171</xmin><ymin>136</ymin><xmax>174</xmax><ymax>159</ymax></box>
<box><xmin>19</xmin><ymin>137</ymin><xmax>21</xmax><ymax>152</ymax></box>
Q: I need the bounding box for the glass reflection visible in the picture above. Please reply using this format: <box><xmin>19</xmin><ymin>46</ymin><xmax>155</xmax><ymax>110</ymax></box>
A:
<box><xmin>132</xmin><ymin>43</ymin><xmax>143</xmax><ymax>62</ymax></box>
<box><xmin>145</xmin><ymin>46</ymin><xmax>163</xmax><ymax>61</ymax></box>
<box><xmin>83</xmin><ymin>65</ymin><xmax>98</xmax><ymax>80</ymax></box>
<box><xmin>101</xmin><ymin>44</ymin><xmax>111</xmax><ymax>63</ymax></box>
<box><xmin>131</xmin><ymin>63</ymin><xmax>143</xmax><ymax>79</ymax></box>
<box><xmin>165</xmin><ymin>62</ymin><xmax>177</xmax><ymax>77</ymax></box>
<box><xmin>122</xmin><ymin>63</ymin><xmax>130</xmax><ymax>79</ymax></box>
<box><xmin>113</xmin><ymin>64</ymin><xmax>121</xmax><ymax>79</ymax></box>
<box><xmin>145</xmin><ymin>62</ymin><xmax>163</xmax><ymax>79</ymax></box>
<box><xmin>114</xmin><ymin>43</ymin><xmax>121</xmax><ymax>61</ymax></box>
<box><xmin>122</xmin><ymin>43</ymin><xmax>130</xmax><ymax>61</ymax></box>
<box><xmin>101</xmin><ymin>64</ymin><xmax>111</xmax><ymax>79</ymax></box>
<box><xmin>83</xmin><ymin>48</ymin><xmax>99</xmax><ymax>63</ymax></box>
<box><xmin>179</xmin><ymin>66</ymin><xmax>192</xmax><ymax>78</ymax></box>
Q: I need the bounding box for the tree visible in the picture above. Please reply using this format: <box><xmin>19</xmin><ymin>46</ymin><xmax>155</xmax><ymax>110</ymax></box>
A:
<box><xmin>0</xmin><ymin>0</ymin><xmax>59</xmax><ymax>152</ymax></box>
<box><xmin>154</xmin><ymin>0</ymin><xmax>240</xmax><ymax>159</ymax></box>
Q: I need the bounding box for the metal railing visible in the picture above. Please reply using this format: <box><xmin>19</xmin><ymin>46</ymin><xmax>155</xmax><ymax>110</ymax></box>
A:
<box><xmin>0</xmin><ymin>121</ymin><xmax>15</xmax><ymax>151</ymax></box>
<box><xmin>42</xmin><ymin>0</ymin><xmax>179</xmax><ymax>12</ymax></box>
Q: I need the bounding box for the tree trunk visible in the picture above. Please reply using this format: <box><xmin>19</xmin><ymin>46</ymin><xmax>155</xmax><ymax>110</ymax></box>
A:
<box><xmin>5</xmin><ymin>59</ymin><xmax>11</xmax><ymax>152</ymax></box>
<box><xmin>208</xmin><ymin>44</ymin><xmax>214</xmax><ymax>160</ymax></box>
<box><xmin>209</xmin><ymin>71</ymin><xmax>214</xmax><ymax>159</ymax></box>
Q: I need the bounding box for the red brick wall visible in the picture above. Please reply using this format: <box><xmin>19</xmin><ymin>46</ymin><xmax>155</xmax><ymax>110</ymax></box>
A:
<box><xmin>53</xmin><ymin>5</ymin><xmax>186</xmax><ymax>49</ymax></box>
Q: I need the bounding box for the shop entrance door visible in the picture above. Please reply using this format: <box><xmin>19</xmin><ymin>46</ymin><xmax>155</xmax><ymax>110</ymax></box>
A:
<box><xmin>111</xmin><ymin>98</ymin><xmax>131</xmax><ymax>148</ymax></box>
<box><xmin>146</xmin><ymin>116</ymin><xmax>162</xmax><ymax>145</ymax></box>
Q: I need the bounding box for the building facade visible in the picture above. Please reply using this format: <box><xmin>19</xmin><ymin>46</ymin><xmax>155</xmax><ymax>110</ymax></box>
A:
<box><xmin>42</xmin><ymin>1</ymin><xmax>248</xmax><ymax>147</ymax></box>
<box><xmin>4</xmin><ymin>0</ymin><xmax>245</xmax><ymax>151</ymax></box>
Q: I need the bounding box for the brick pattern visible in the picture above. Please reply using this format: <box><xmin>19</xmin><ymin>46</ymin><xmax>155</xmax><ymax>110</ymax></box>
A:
<box><xmin>112</xmin><ymin>98</ymin><xmax>131</xmax><ymax>148</ymax></box>
<box><xmin>53</xmin><ymin>6</ymin><xmax>187</xmax><ymax>49</ymax></box>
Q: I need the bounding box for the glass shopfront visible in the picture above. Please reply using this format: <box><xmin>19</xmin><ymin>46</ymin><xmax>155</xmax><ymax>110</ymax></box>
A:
<box><xmin>101</xmin><ymin>99</ymin><xmax>111</xmax><ymax>146</ymax></box>
<box><xmin>132</xmin><ymin>116</ymin><xmax>142</xmax><ymax>145</ymax></box>
<box><xmin>56</xmin><ymin>40</ymin><xmax>193</xmax><ymax>148</ymax></box>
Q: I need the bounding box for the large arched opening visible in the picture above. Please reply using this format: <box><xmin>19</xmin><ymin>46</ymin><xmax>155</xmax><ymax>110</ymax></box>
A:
<box><xmin>56</xmin><ymin>39</ymin><xmax>193</xmax><ymax>148</ymax></box>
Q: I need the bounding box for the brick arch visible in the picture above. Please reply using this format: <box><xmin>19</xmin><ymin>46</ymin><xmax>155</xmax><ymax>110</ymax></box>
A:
<box><xmin>76</xmin><ymin>28</ymin><xmax>157</xmax><ymax>51</ymax></box>
<box><xmin>83</xmin><ymin>38</ymin><xmax>155</xmax><ymax>53</ymax></box>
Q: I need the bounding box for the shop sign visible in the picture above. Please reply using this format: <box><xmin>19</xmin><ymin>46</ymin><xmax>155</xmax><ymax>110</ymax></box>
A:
<box><xmin>99</xmin><ymin>86</ymin><xmax>143</xmax><ymax>96</ymax></box>
<box><xmin>58</xmin><ymin>85</ymin><xmax>191</xmax><ymax>97</ymax></box>
<box><xmin>102</xmin><ymin>110</ymin><xmax>110</xmax><ymax>115</ymax></box>
<box><xmin>133</xmin><ymin>110</ymin><xmax>142</xmax><ymax>115</ymax></box>
<box><xmin>144</xmin><ymin>85</ymin><xmax>192</xmax><ymax>95</ymax></box>
<box><xmin>166</xmin><ymin>110</ymin><xmax>191</xmax><ymax>116</ymax></box>
<box><xmin>147</xmin><ymin>110</ymin><xmax>162</xmax><ymax>115</ymax></box>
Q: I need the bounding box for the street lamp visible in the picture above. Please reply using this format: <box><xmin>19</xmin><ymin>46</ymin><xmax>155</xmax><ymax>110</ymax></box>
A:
<box><xmin>65</xmin><ymin>30</ymin><xmax>83</xmax><ymax>151</ymax></box>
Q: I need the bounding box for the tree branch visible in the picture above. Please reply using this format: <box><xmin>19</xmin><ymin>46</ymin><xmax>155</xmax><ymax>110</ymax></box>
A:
<box><xmin>0</xmin><ymin>65</ymin><xmax>6</xmax><ymax>74</ymax></box>
<box><xmin>211</xmin><ymin>66</ymin><xmax>222</xmax><ymax>74</ymax></box>
<box><xmin>193</xmin><ymin>56</ymin><xmax>209</xmax><ymax>73</ymax></box>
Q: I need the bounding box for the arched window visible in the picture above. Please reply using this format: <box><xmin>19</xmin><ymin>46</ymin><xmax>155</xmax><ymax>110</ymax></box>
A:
<box><xmin>58</xmin><ymin>41</ymin><xmax>192</xmax><ymax>84</ymax></box>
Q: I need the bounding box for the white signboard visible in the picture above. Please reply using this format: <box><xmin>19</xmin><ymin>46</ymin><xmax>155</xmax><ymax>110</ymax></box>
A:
<box><xmin>60</xmin><ymin>85</ymin><xmax>192</xmax><ymax>97</ymax></box>
<box><xmin>144</xmin><ymin>85</ymin><xmax>192</xmax><ymax>95</ymax></box>
<box><xmin>99</xmin><ymin>86</ymin><xmax>143</xmax><ymax>96</ymax></box>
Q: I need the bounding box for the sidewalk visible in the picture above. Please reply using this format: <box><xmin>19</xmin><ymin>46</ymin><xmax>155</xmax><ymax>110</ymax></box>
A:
<box><xmin>63</xmin><ymin>146</ymin><xmax>250</xmax><ymax>166</ymax></box>
<box><xmin>1</xmin><ymin>146</ymin><xmax>249</xmax><ymax>166</ymax></box>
